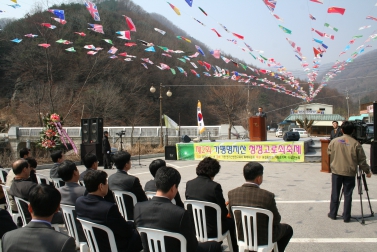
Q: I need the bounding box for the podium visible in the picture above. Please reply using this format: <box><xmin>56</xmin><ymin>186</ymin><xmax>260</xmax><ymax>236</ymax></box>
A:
<box><xmin>320</xmin><ymin>139</ymin><xmax>331</xmax><ymax>173</ymax></box>
<box><xmin>248</xmin><ymin>116</ymin><xmax>267</xmax><ymax>141</ymax></box>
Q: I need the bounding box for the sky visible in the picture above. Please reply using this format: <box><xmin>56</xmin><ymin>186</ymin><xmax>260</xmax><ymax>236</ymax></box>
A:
<box><xmin>1</xmin><ymin>0</ymin><xmax>377</xmax><ymax>77</ymax></box>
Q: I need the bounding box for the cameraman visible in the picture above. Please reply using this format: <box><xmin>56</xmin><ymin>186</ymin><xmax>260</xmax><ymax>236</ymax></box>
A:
<box><xmin>327</xmin><ymin>121</ymin><xmax>372</xmax><ymax>223</ymax></box>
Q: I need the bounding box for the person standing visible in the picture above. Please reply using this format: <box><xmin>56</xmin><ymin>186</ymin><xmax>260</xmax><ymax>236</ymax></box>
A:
<box><xmin>330</xmin><ymin>121</ymin><xmax>343</xmax><ymax>140</ymax></box>
<box><xmin>327</xmin><ymin>121</ymin><xmax>372</xmax><ymax>222</ymax></box>
<box><xmin>102</xmin><ymin>131</ymin><xmax>111</xmax><ymax>169</ymax></box>
<box><xmin>256</xmin><ymin>107</ymin><xmax>267</xmax><ymax>118</ymax></box>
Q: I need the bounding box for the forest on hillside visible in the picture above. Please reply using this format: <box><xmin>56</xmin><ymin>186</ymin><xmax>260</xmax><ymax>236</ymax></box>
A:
<box><xmin>0</xmin><ymin>0</ymin><xmax>353</xmax><ymax>133</ymax></box>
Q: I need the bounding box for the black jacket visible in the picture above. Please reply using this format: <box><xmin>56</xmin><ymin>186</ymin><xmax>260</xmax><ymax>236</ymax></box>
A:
<box><xmin>102</xmin><ymin>136</ymin><xmax>111</xmax><ymax>154</ymax></box>
<box><xmin>144</xmin><ymin>179</ymin><xmax>184</xmax><ymax>207</ymax></box>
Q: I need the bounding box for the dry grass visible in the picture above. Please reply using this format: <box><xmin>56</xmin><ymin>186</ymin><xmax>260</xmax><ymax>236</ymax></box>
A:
<box><xmin>127</xmin><ymin>144</ymin><xmax>164</xmax><ymax>156</ymax></box>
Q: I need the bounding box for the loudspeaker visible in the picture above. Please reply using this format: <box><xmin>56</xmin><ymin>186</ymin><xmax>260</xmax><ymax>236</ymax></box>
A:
<box><xmin>182</xmin><ymin>135</ymin><xmax>191</xmax><ymax>143</ymax></box>
<box><xmin>371</xmin><ymin>142</ymin><xmax>377</xmax><ymax>174</ymax></box>
<box><xmin>81</xmin><ymin>119</ymin><xmax>90</xmax><ymax>144</ymax></box>
<box><xmin>89</xmin><ymin>118</ymin><xmax>103</xmax><ymax>144</ymax></box>
<box><xmin>165</xmin><ymin>146</ymin><xmax>177</xmax><ymax>160</ymax></box>
<box><xmin>81</xmin><ymin>143</ymin><xmax>103</xmax><ymax>166</ymax></box>
<box><xmin>283</xmin><ymin>131</ymin><xmax>300</xmax><ymax>141</ymax></box>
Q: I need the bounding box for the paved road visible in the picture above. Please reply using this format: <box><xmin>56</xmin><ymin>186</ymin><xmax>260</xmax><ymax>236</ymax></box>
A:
<box><xmin>36</xmin><ymin>143</ymin><xmax>377</xmax><ymax>252</ymax></box>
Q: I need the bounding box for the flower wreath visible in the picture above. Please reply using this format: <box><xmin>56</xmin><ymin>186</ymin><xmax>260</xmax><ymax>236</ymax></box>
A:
<box><xmin>37</xmin><ymin>113</ymin><xmax>77</xmax><ymax>153</ymax></box>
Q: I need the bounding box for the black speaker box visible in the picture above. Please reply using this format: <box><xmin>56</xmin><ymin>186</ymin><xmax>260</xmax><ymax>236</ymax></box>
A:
<box><xmin>90</xmin><ymin>118</ymin><xmax>103</xmax><ymax>144</ymax></box>
<box><xmin>182</xmin><ymin>135</ymin><xmax>191</xmax><ymax>143</ymax></box>
<box><xmin>371</xmin><ymin>142</ymin><xmax>377</xmax><ymax>174</ymax></box>
<box><xmin>81</xmin><ymin>119</ymin><xmax>90</xmax><ymax>144</ymax></box>
<box><xmin>283</xmin><ymin>131</ymin><xmax>300</xmax><ymax>141</ymax></box>
<box><xmin>81</xmin><ymin>143</ymin><xmax>103</xmax><ymax>166</ymax></box>
<box><xmin>165</xmin><ymin>146</ymin><xmax>177</xmax><ymax>160</ymax></box>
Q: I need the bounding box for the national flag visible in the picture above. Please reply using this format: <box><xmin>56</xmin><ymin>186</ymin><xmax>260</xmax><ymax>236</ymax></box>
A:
<box><xmin>272</xmin><ymin>14</ymin><xmax>283</xmax><ymax>21</ymax></box>
<box><xmin>189</xmin><ymin>52</ymin><xmax>200</xmax><ymax>58</ymax></box>
<box><xmin>124</xmin><ymin>42</ymin><xmax>137</xmax><ymax>47</ymax></box>
<box><xmin>327</xmin><ymin>7</ymin><xmax>346</xmax><ymax>15</ymax></box>
<box><xmin>210</xmin><ymin>50</ymin><xmax>220</xmax><ymax>59</ymax></box>
<box><xmin>324</xmin><ymin>33</ymin><xmax>335</xmax><ymax>40</ymax></box>
<box><xmin>109</xmin><ymin>55</ymin><xmax>117</xmax><ymax>59</ymax></box>
<box><xmin>191</xmin><ymin>69</ymin><xmax>200</xmax><ymax>77</ymax></box>
<box><xmin>74</xmin><ymin>32</ymin><xmax>86</xmax><ymax>36</ymax></box>
<box><xmin>177</xmin><ymin>67</ymin><xmax>185</xmax><ymax>73</ymax></box>
<box><xmin>51</xmin><ymin>17</ymin><xmax>67</xmax><ymax>25</ymax></box>
<box><xmin>185</xmin><ymin>0</ymin><xmax>193</xmax><ymax>7</ymax></box>
<box><xmin>203</xmin><ymin>72</ymin><xmax>211</xmax><ymax>77</ymax></box>
<box><xmin>221</xmin><ymin>56</ymin><xmax>230</xmax><ymax>63</ymax></box>
<box><xmin>107</xmin><ymin>46</ymin><xmax>118</xmax><ymax>54</ymax></box>
<box><xmin>118</xmin><ymin>52</ymin><xmax>127</xmax><ymax>57</ymax></box>
<box><xmin>103</xmin><ymin>39</ymin><xmax>113</xmax><ymax>45</ymax></box>
<box><xmin>244</xmin><ymin>42</ymin><xmax>253</xmax><ymax>52</ymax></box>
<box><xmin>8</xmin><ymin>4</ymin><xmax>21</xmax><ymax>9</ymax></box>
<box><xmin>116</xmin><ymin>31</ymin><xmax>131</xmax><ymax>40</ymax></box>
<box><xmin>194</xmin><ymin>18</ymin><xmax>206</xmax><ymax>26</ymax></box>
<box><xmin>88</xmin><ymin>23</ymin><xmax>104</xmax><ymax>34</ymax></box>
<box><xmin>41</xmin><ymin>23</ymin><xmax>56</xmax><ymax>29</ymax></box>
<box><xmin>232</xmin><ymin>33</ymin><xmax>244</xmax><ymax>40</ymax></box>
<box><xmin>312</xmin><ymin>38</ymin><xmax>323</xmax><ymax>44</ymax></box>
<box><xmin>11</xmin><ymin>38</ymin><xmax>22</xmax><ymax>43</ymax></box>
<box><xmin>162</xmin><ymin>53</ymin><xmax>172</xmax><ymax>57</ymax></box>
<box><xmin>84</xmin><ymin>45</ymin><xmax>96</xmax><ymax>50</ymax></box>
<box><xmin>218</xmin><ymin>23</ymin><xmax>230</xmax><ymax>32</ymax></box>
<box><xmin>160</xmin><ymin>63</ymin><xmax>170</xmax><ymax>70</ymax></box>
<box><xmin>195</xmin><ymin>45</ymin><xmax>205</xmax><ymax>56</ymax></box>
<box><xmin>262</xmin><ymin>0</ymin><xmax>277</xmax><ymax>12</ymax></box>
<box><xmin>310</xmin><ymin>0</ymin><xmax>323</xmax><ymax>4</ymax></box>
<box><xmin>154</xmin><ymin>28</ymin><xmax>166</xmax><ymax>35</ymax></box>
<box><xmin>227</xmin><ymin>39</ymin><xmax>237</xmax><ymax>44</ymax></box>
<box><xmin>279</xmin><ymin>25</ymin><xmax>291</xmax><ymax>34</ymax></box>
<box><xmin>324</xmin><ymin>23</ymin><xmax>338</xmax><ymax>32</ymax></box>
<box><xmin>123</xmin><ymin>16</ymin><xmax>136</xmax><ymax>32</ymax></box>
<box><xmin>48</xmin><ymin>9</ymin><xmax>65</xmax><ymax>20</ymax></box>
<box><xmin>145</xmin><ymin>46</ymin><xmax>155</xmax><ymax>52</ymax></box>
<box><xmin>190</xmin><ymin>62</ymin><xmax>198</xmax><ymax>68</ymax></box>
<box><xmin>211</xmin><ymin>28</ymin><xmax>221</xmax><ymax>37</ymax></box>
<box><xmin>24</xmin><ymin>34</ymin><xmax>38</xmax><ymax>38</ymax></box>
<box><xmin>309</xmin><ymin>14</ymin><xmax>316</xmax><ymax>20</ymax></box>
<box><xmin>85</xmin><ymin>1</ymin><xmax>100</xmax><ymax>21</ymax></box>
<box><xmin>141</xmin><ymin>63</ymin><xmax>148</xmax><ymax>69</ymax></box>
<box><xmin>313</xmin><ymin>47</ymin><xmax>322</xmax><ymax>57</ymax></box>
<box><xmin>168</xmin><ymin>2</ymin><xmax>180</xmax><ymax>15</ymax></box>
<box><xmin>359</xmin><ymin>25</ymin><xmax>371</xmax><ymax>30</ymax></box>
<box><xmin>198</xmin><ymin>7</ymin><xmax>207</xmax><ymax>16</ymax></box>
<box><xmin>65</xmin><ymin>47</ymin><xmax>76</xmax><ymax>52</ymax></box>
<box><xmin>203</xmin><ymin>61</ymin><xmax>211</xmax><ymax>71</ymax></box>
<box><xmin>87</xmin><ymin>51</ymin><xmax>97</xmax><ymax>55</ymax></box>
<box><xmin>197</xmin><ymin>101</ymin><xmax>205</xmax><ymax>134</ymax></box>
<box><xmin>366</xmin><ymin>16</ymin><xmax>377</xmax><ymax>21</ymax></box>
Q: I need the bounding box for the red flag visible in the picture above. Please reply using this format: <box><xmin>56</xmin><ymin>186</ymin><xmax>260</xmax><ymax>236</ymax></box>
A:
<box><xmin>327</xmin><ymin>7</ymin><xmax>346</xmax><ymax>15</ymax></box>
<box><xmin>203</xmin><ymin>61</ymin><xmax>211</xmax><ymax>71</ymax></box>
<box><xmin>123</xmin><ymin>16</ymin><xmax>136</xmax><ymax>32</ymax></box>
<box><xmin>232</xmin><ymin>33</ymin><xmax>244</xmax><ymax>40</ymax></box>
<box><xmin>310</xmin><ymin>0</ymin><xmax>323</xmax><ymax>4</ymax></box>
<box><xmin>313</xmin><ymin>47</ymin><xmax>322</xmax><ymax>57</ymax></box>
<box><xmin>124</xmin><ymin>42</ymin><xmax>137</xmax><ymax>47</ymax></box>
<box><xmin>211</xmin><ymin>28</ymin><xmax>221</xmax><ymax>37</ymax></box>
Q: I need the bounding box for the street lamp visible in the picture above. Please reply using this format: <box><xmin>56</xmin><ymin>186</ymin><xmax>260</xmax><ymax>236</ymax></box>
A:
<box><xmin>150</xmin><ymin>83</ymin><xmax>172</xmax><ymax>147</ymax></box>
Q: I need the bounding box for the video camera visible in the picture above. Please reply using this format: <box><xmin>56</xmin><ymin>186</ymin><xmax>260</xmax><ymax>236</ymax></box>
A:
<box><xmin>116</xmin><ymin>131</ymin><xmax>125</xmax><ymax>136</ymax></box>
<box><xmin>351</xmin><ymin>120</ymin><xmax>372</xmax><ymax>144</ymax></box>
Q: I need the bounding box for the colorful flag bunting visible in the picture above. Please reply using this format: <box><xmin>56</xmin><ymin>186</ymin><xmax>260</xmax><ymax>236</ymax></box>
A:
<box><xmin>154</xmin><ymin>28</ymin><xmax>166</xmax><ymax>35</ymax></box>
<box><xmin>48</xmin><ymin>9</ymin><xmax>65</xmax><ymax>20</ymax></box>
<box><xmin>211</xmin><ymin>28</ymin><xmax>221</xmax><ymax>37</ymax></box>
<box><xmin>327</xmin><ymin>7</ymin><xmax>346</xmax><ymax>15</ymax></box>
<box><xmin>65</xmin><ymin>47</ymin><xmax>76</xmax><ymax>52</ymax></box>
<box><xmin>107</xmin><ymin>46</ymin><xmax>118</xmax><ymax>54</ymax></box>
<box><xmin>85</xmin><ymin>1</ymin><xmax>100</xmax><ymax>21</ymax></box>
<box><xmin>88</xmin><ymin>23</ymin><xmax>104</xmax><ymax>34</ymax></box>
<box><xmin>262</xmin><ymin>0</ymin><xmax>277</xmax><ymax>12</ymax></box>
<box><xmin>324</xmin><ymin>23</ymin><xmax>338</xmax><ymax>32</ymax></box>
<box><xmin>168</xmin><ymin>2</ymin><xmax>181</xmax><ymax>15</ymax></box>
<box><xmin>123</xmin><ymin>16</ymin><xmax>136</xmax><ymax>32</ymax></box>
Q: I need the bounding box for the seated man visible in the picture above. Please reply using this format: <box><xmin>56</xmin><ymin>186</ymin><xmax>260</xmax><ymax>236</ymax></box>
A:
<box><xmin>82</xmin><ymin>153</ymin><xmax>115</xmax><ymax>203</ymax></box>
<box><xmin>25</xmin><ymin>157</ymin><xmax>38</xmax><ymax>183</ymax></box>
<box><xmin>108</xmin><ymin>151</ymin><xmax>147</xmax><ymax>219</ymax></box>
<box><xmin>50</xmin><ymin>150</ymin><xmax>65</xmax><ymax>179</ymax></box>
<box><xmin>76</xmin><ymin>170</ymin><xmax>142</xmax><ymax>252</ymax></box>
<box><xmin>2</xmin><ymin>185</ymin><xmax>76</xmax><ymax>252</ymax></box>
<box><xmin>135</xmin><ymin>166</ymin><xmax>222</xmax><ymax>252</ymax></box>
<box><xmin>144</xmin><ymin>159</ymin><xmax>184</xmax><ymax>207</ymax></box>
<box><xmin>9</xmin><ymin>159</ymin><xmax>63</xmax><ymax>225</ymax></box>
<box><xmin>57</xmin><ymin>160</ymin><xmax>86</xmax><ymax>242</ymax></box>
<box><xmin>81</xmin><ymin>153</ymin><xmax>99</xmax><ymax>181</ymax></box>
<box><xmin>228</xmin><ymin>162</ymin><xmax>293</xmax><ymax>252</ymax></box>
<box><xmin>57</xmin><ymin>160</ymin><xmax>86</xmax><ymax>205</ymax></box>
<box><xmin>0</xmin><ymin>209</ymin><xmax>17</xmax><ymax>238</ymax></box>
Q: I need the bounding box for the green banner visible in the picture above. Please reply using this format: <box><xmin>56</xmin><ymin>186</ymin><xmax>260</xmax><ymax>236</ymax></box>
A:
<box><xmin>176</xmin><ymin>141</ymin><xmax>304</xmax><ymax>162</ymax></box>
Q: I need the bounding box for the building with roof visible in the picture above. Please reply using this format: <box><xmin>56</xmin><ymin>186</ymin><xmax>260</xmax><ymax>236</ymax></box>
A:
<box><xmin>282</xmin><ymin>103</ymin><xmax>345</xmax><ymax>136</ymax></box>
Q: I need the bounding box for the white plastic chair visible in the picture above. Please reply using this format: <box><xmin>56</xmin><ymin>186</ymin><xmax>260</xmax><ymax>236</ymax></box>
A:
<box><xmin>112</xmin><ymin>190</ymin><xmax>137</xmax><ymax>221</ymax></box>
<box><xmin>35</xmin><ymin>173</ymin><xmax>51</xmax><ymax>185</ymax></box>
<box><xmin>1</xmin><ymin>185</ymin><xmax>20</xmax><ymax>224</ymax></box>
<box><xmin>231</xmin><ymin>206</ymin><xmax>278</xmax><ymax>252</ymax></box>
<box><xmin>79</xmin><ymin>181</ymin><xmax>85</xmax><ymax>187</ymax></box>
<box><xmin>60</xmin><ymin>204</ymin><xmax>89</xmax><ymax>252</ymax></box>
<box><xmin>145</xmin><ymin>191</ymin><xmax>177</xmax><ymax>205</ymax></box>
<box><xmin>51</xmin><ymin>177</ymin><xmax>64</xmax><ymax>188</ymax></box>
<box><xmin>137</xmin><ymin>227</ymin><xmax>187</xmax><ymax>252</ymax></box>
<box><xmin>77</xmin><ymin>218</ymin><xmax>118</xmax><ymax>252</ymax></box>
<box><xmin>0</xmin><ymin>168</ymin><xmax>9</xmax><ymax>183</ymax></box>
<box><xmin>184</xmin><ymin>200</ymin><xmax>233</xmax><ymax>252</ymax></box>
<box><xmin>14</xmin><ymin>196</ymin><xmax>60</xmax><ymax>231</ymax></box>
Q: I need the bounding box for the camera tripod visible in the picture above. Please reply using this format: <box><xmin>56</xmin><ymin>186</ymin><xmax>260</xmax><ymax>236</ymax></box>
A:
<box><xmin>338</xmin><ymin>168</ymin><xmax>374</xmax><ymax>225</ymax></box>
<box><xmin>114</xmin><ymin>134</ymin><xmax>124</xmax><ymax>151</ymax></box>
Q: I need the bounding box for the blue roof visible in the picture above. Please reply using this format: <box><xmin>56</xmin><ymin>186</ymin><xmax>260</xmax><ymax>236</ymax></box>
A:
<box><xmin>348</xmin><ymin>114</ymin><xmax>368</xmax><ymax>121</ymax></box>
<box><xmin>284</xmin><ymin>114</ymin><xmax>345</xmax><ymax>121</ymax></box>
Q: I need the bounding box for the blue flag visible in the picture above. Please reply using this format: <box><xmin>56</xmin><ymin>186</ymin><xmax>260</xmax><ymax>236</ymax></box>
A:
<box><xmin>145</xmin><ymin>46</ymin><xmax>155</xmax><ymax>52</ymax></box>
<box><xmin>48</xmin><ymin>9</ymin><xmax>65</xmax><ymax>20</ymax></box>
<box><xmin>185</xmin><ymin>0</ymin><xmax>193</xmax><ymax>7</ymax></box>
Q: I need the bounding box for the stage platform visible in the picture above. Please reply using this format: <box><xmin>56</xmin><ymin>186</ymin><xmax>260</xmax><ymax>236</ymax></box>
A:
<box><xmin>174</xmin><ymin>136</ymin><xmax>321</xmax><ymax>163</ymax></box>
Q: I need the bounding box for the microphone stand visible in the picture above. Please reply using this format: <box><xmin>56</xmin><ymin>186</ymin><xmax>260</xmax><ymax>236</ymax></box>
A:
<box><xmin>134</xmin><ymin>134</ymin><xmax>146</xmax><ymax>168</ymax></box>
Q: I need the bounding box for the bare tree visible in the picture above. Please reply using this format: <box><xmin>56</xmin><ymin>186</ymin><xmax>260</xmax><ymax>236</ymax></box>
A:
<box><xmin>207</xmin><ymin>84</ymin><xmax>248</xmax><ymax>139</ymax></box>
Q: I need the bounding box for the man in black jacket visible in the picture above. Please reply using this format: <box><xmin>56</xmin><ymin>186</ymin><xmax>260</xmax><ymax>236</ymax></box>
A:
<box><xmin>135</xmin><ymin>166</ymin><xmax>221</xmax><ymax>252</ymax></box>
<box><xmin>76</xmin><ymin>170</ymin><xmax>142</xmax><ymax>252</ymax></box>
<box><xmin>102</xmin><ymin>131</ymin><xmax>111</xmax><ymax>169</ymax></box>
<box><xmin>108</xmin><ymin>151</ymin><xmax>147</xmax><ymax>220</ymax></box>
<box><xmin>330</xmin><ymin>121</ymin><xmax>343</xmax><ymax>140</ymax></box>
